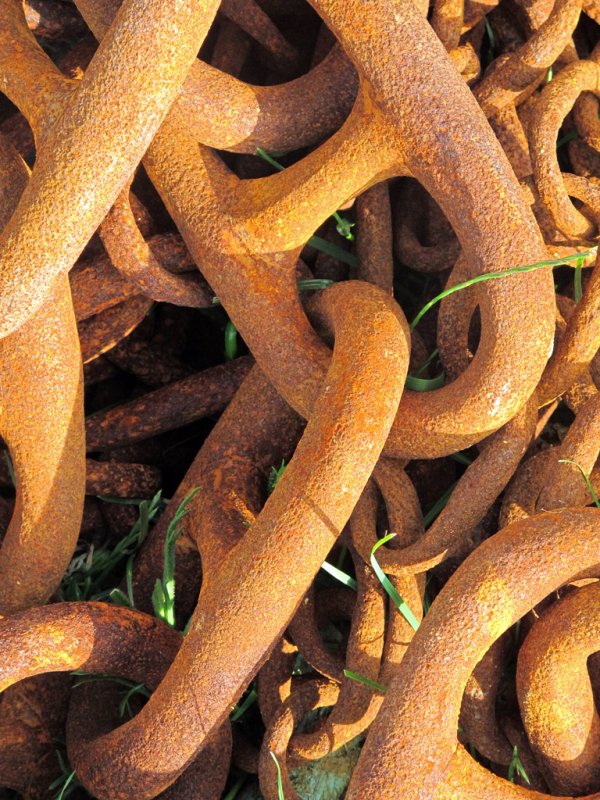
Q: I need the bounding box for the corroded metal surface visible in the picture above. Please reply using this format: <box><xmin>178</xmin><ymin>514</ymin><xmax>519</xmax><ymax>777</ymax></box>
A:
<box><xmin>0</xmin><ymin>0</ymin><xmax>599</xmax><ymax>798</ymax></box>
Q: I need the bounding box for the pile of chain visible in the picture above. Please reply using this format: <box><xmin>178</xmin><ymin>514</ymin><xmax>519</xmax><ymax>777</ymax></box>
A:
<box><xmin>0</xmin><ymin>0</ymin><xmax>599</xmax><ymax>798</ymax></box>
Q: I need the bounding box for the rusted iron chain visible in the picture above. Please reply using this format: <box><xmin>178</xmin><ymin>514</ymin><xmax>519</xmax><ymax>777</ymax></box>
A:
<box><xmin>0</xmin><ymin>0</ymin><xmax>222</xmax><ymax>336</ymax></box>
<box><xmin>1</xmin><ymin>1</ymin><xmax>600</xmax><ymax>798</ymax></box>
<box><xmin>79</xmin><ymin>0</ymin><xmax>554</xmax><ymax>460</ymax></box>
<box><xmin>69</xmin><ymin>282</ymin><xmax>409</xmax><ymax>799</ymax></box>
<box><xmin>0</xmin><ymin>132</ymin><xmax>84</xmax><ymax>615</ymax></box>
<box><xmin>346</xmin><ymin>508</ymin><xmax>600</xmax><ymax>799</ymax></box>
<box><xmin>517</xmin><ymin>580</ymin><xmax>600</xmax><ymax>794</ymax></box>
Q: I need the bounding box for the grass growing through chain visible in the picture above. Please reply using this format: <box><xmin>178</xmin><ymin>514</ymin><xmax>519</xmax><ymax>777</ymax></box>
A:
<box><xmin>343</xmin><ymin>669</ymin><xmax>388</xmax><ymax>694</ymax></box>
<box><xmin>558</xmin><ymin>459</ymin><xmax>600</xmax><ymax>508</ymax></box>
<box><xmin>404</xmin><ymin>251</ymin><xmax>593</xmax><ymax>390</ymax></box>
<box><xmin>60</xmin><ymin>491</ymin><xmax>163</xmax><ymax>603</ymax></box>
<box><xmin>508</xmin><ymin>746</ymin><xmax>531</xmax><ymax>785</ymax></box>
<box><xmin>320</xmin><ymin>561</ymin><xmax>358</xmax><ymax>590</ymax></box>
<box><xmin>53</xmin><ymin>490</ymin><xmax>200</xmax><ymax>797</ymax></box>
<box><xmin>222</xmin><ymin>775</ymin><xmax>246</xmax><ymax>800</ymax></box>
<box><xmin>270</xmin><ymin>751</ymin><xmax>286</xmax><ymax>800</ymax></box>
<box><xmin>152</xmin><ymin>487</ymin><xmax>201</xmax><ymax>627</ymax></box>
<box><xmin>268</xmin><ymin>460</ymin><xmax>286</xmax><ymax>493</ymax></box>
<box><xmin>371</xmin><ymin>534</ymin><xmax>420</xmax><ymax>631</ymax></box>
<box><xmin>230</xmin><ymin>686</ymin><xmax>258</xmax><ymax>722</ymax></box>
<box><xmin>49</xmin><ymin>750</ymin><xmax>80</xmax><ymax>800</ymax></box>
<box><xmin>410</xmin><ymin>250</ymin><xmax>595</xmax><ymax>331</ymax></box>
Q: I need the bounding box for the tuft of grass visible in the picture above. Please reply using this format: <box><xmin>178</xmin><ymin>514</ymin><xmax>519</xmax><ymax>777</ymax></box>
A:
<box><xmin>71</xmin><ymin>672</ymin><xmax>151</xmax><ymax>719</ymax></box>
<box><xmin>60</xmin><ymin>492</ymin><xmax>163</xmax><ymax>603</ymax></box>
<box><xmin>48</xmin><ymin>750</ymin><xmax>81</xmax><ymax>800</ymax></box>
<box><xmin>558</xmin><ymin>459</ymin><xmax>600</xmax><ymax>509</ymax></box>
<box><xmin>270</xmin><ymin>751</ymin><xmax>286</xmax><ymax>800</ymax></box>
<box><xmin>152</xmin><ymin>487</ymin><xmax>201</xmax><ymax>628</ymax></box>
<box><xmin>343</xmin><ymin>669</ymin><xmax>387</xmax><ymax>694</ymax></box>
<box><xmin>508</xmin><ymin>746</ymin><xmax>530</xmax><ymax>785</ymax></box>
<box><xmin>268</xmin><ymin>460</ymin><xmax>286</xmax><ymax>494</ymax></box>
<box><xmin>370</xmin><ymin>534</ymin><xmax>420</xmax><ymax>631</ymax></box>
<box><xmin>410</xmin><ymin>251</ymin><xmax>595</xmax><ymax>332</ymax></box>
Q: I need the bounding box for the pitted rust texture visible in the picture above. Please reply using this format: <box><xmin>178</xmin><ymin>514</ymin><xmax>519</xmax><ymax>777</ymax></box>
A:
<box><xmin>517</xmin><ymin>581</ymin><xmax>600</xmax><ymax>794</ymax></box>
<box><xmin>0</xmin><ymin>132</ymin><xmax>84</xmax><ymax>615</ymax></box>
<box><xmin>69</xmin><ymin>281</ymin><xmax>410</xmax><ymax>799</ymax></box>
<box><xmin>0</xmin><ymin>0</ymin><xmax>222</xmax><ymax>335</ymax></box>
<box><xmin>81</xmin><ymin>0</ymin><xmax>555</xmax><ymax>460</ymax></box>
<box><xmin>346</xmin><ymin>509</ymin><xmax>600</xmax><ymax>799</ymax></box>
<box><xmin>1</xmin><ymin>0</ymin><xmax>600</xmax><ymax>798</ymax></box>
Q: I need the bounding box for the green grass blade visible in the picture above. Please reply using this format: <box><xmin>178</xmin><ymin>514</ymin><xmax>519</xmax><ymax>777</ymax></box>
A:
<box><xmin>222</xmin><ymin>777</ymin><xmax>246</xmax><ymax>800</ymax></box>
<box><xmin>107</xmin><ymin>588</ymin><xmax>132</xmax><ymax>608</ymax></box>
<box><xmin>96</xmin><ymin>495</ymin><xmax>148</xmax><ymax>505</ymax></box>
<box><xmin>224</xmin><ymin>320</ymin><xmax>238</xmax><ymax>361</ymax></box>
<box><xmin>270</xmin><ymin>751</ymin><xmax>286</xmax><ymax>800</ymax></box>
<box><xmin>268</xmin><ymin>460</ymin><xmax>286</xmax><ymax>494</ymax></box>
<box><xmin>119</xmin><ymin>682</ymin><xmax>150</xmax><ymax>719</ymax></box>
<box><xmin>256</xmin><ymin>146</ymin><xmax>285</xmax><ymax>172</ymax></box>
<box><xmin>297</xmin><ymin>278</ymin><xmax>334</xmax><ymax>292</ymax></box>
<box><xmin>557</xmin><ymin>129</ymin><xmax>579</xmax><ymax>148</ymax></box>
<box><xmin>484</xmin><ymin>16</ymin><xmax>495</xmax><ymax>53</ymax></box>
<box><xmin>3</xmin><ymin>451</ymin><xmax>15</xmax><ymax>486</ymax></box>
<box><xmin>125</xmin><ymin>553</ymin><xmax>135</xmax><ymax>608</ymax></box>
<box><xmin>405</xmin><ymin>373</ymin><xmax>445</xmax><ymax>392</ymax></box>
<box><xmin>343</xmin><ymin>669</ymin><xmax>387</xmax><ymax>694</ymax></box>
<box><xmin>370</xmin><ymin>534</ymin><xmax>420</xmax><ymax>631</ymax></box>
<box><xmin>307</xmin><ymin>235</ymin><xmax>357</xmax><ymax>267</ymax></box>
<box><xmin>333</xmin><ymin>211</ymin><xmax>355</xmax><ymax>241</ymax></box>
<box><xmin>508</xmin><ymin>746</ymin><xmax>531</xmax><ymax>785</ymax></box>
<box><xmin>320</xmin><ymin>561</ymin><xmax>358</xmax><ymax>590</ymax></box>
<box><xmin>152</xmin><ymin>579</ymin><xmax>166</xmax><ymax>620</ymax></box>
<box><xmin>449</xmin><ymin>452</ymin><xmax>472</xmax><ymax>466</ymax></box>
<box><xmin>558</xmin><ymin>459</ymin><xmax>600</xmax><ymax>508</ymax></box>
<box><xmin>230</xmin><ymin>687</ymin><xmax>258</xmax><ymax>722</ymax></box>
<box><xmin>412</xmin><ymin>347</ymin><xmax>440</xmax><ymax>378</ymax></box>
<box><xmin>574</xmin><ymin>257</ymin><xmax>584</xmax><ymax>302</ymax></box>
<box><xmin>54</xmin><ymin>770</ymin><xmax>77</xmax><ymax>800</ymax></box>
<box><xmin>410</xmin><ymin>251</ymin><xmax>594</xmax><ymax>332</ymax></box>
<box><xmin>153</xmin><ymin>487</ymin><xmax>202</xmax><ymax>627</ymax></box>
<box><xmin>423</xmin><ymin>482</ymin><xmax>457</xmax><ymax>528</ymax></box>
